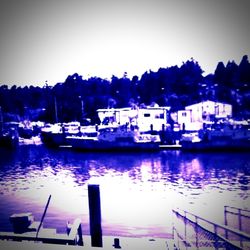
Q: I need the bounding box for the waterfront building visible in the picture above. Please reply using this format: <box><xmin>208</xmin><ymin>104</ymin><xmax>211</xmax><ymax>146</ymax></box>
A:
<box><xmin>97</xmin><ymin>106</ymin><xmax>170</xmax><ymax>132</ymax></box>
<box><xmin>177</xmin><ymin>100</ymin><xmax>233</xmax><ymax>131</ymax></box>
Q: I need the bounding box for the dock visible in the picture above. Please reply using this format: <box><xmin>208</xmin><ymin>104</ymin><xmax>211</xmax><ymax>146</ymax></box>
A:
<box><xmin>0</xmin><ymin>235</ymin><xmax>173</xmax><ymax>250</ymax></box>
<box><xmin>1</xmin><ymin>185</ymin><xmax>250</xmax><ymax>250</ymax></box>
<box><xmin>0</xmin><ymin>187</ymin><xmax>174</xmax><ymax>249</ymax></box>
<box><xmin>172</xmin><ymin>207</ymin><xmax>250</xmax><ymax>250</ymax></box>
<box><xmin>159</xmin><ymin>144</ymin><xmax>182</xmax><ymax>150</ymax></box>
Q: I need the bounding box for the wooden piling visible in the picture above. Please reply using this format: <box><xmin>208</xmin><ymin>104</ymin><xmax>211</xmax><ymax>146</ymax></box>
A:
<box><xmin>88</xmin><ymin>184</ymin><xmax>103</xmax><ymax>247</ymax></box>
<box><xmin>36</xmin><ymin>194</ymin><xmax>52</xmax><ymax>238</ymax></box>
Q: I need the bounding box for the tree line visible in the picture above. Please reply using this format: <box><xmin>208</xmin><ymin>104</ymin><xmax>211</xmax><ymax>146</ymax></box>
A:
<box><xmin>0</xmin><ymin>55</ymin><xmax>249</xmax><ymax>124</ymax></box>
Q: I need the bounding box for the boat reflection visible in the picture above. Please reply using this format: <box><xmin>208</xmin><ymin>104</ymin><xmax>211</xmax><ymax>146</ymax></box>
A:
<box><xmin>179</xmin><ymin>158</ymin><xmax>205</xmax><ymax>182</ymax></box>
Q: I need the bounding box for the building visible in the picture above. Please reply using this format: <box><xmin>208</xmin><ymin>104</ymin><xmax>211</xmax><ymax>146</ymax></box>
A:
<box><xmin>137</xmin><ymin>106</ymin><xmax>170</xmax><ymax>132</ymax></box>
<box><xmin>97</xmin><ymin>106</ymin><xmax>170</xmax><ymax>132</ymax></box>
<box><xmin>177</xmin><ymin>100</ymin><xmax>233</xmax><ymax>131</ymax></box>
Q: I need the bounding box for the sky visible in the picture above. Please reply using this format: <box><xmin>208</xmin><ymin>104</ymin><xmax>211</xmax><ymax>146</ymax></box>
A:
<box><xmin>0</xmin><ymin>0</ymin><xmax>249</xmax><ymax>87</ymax></box>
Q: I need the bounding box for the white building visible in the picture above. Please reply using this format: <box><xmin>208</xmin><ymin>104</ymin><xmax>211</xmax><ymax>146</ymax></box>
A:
<box><xmin>97</xmin><ymin>106</ymin><xmax>170</xmax><ymax>132</ymax></box>
<box><xmin>97</xmin><ymin>107</ymin><xmax>131</xmax><ymax>126</ymax></box>
<box><xmin>177</xmin><ymin>100</ymin><xmax>233</xmax><ymax>131</ymax></box>
<box><xmin>137</xmin><ymin>106</ymin><xmax>170</xmax><ymax>132</ymax></box>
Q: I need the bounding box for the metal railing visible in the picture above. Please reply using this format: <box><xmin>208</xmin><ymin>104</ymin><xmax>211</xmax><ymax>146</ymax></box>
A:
<box><xmin>172</xmin><ymin>207</ymin><xmax>250</xmax><ymax>250</ymax></box>
<box><xmin>224</xmin><ymin>205</ymin><xmax>250</xmax><ymax>233</ymax></box>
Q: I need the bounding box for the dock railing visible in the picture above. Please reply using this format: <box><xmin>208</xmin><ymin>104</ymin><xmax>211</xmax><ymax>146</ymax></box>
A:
<box><xmin>172</xmin><ymin>207</ymin><xmax>250</xmax><ymax>250</ymax></box>
<box><xmin>224</xmin><ymin>205</ymin><xmax>250</xmax><ymax>234</ymax></box>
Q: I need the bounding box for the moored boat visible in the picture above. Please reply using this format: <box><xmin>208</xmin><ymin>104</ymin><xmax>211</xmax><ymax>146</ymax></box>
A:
<box><xmin>180</xmin><ymin>122</ymin><xmax>250</xmax><ymax>151</ymax></box>
<box><xmin>0</xmin><ymin>124</ymin><xmax>19</xmax><ymax>149</ymax></box>
<box><xmin>40</xmin><ymin>122</ymin><xmax>81</xmax><ymax>147</ymax></box>
<box><xmin>66</xmin><ymin>124</ymin><xmax>161</xmax><ymax>151</ymax></box>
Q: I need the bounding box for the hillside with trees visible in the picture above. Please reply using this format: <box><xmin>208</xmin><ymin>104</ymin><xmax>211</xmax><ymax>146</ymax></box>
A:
<box><xmin>0</xmin><ymin>55</ymin><xmax>249</xmax><ymax>124</ymax></box>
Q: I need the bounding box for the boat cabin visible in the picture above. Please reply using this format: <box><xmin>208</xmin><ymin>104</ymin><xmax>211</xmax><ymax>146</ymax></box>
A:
<box><xmin>96</xmin><ymin>106</ymin><xmax>170</xmax><ymax>132</ymax></box>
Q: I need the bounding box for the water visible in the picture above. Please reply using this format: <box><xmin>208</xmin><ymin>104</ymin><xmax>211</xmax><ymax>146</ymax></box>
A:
<box><xmin>0</xmin><ymin>145</ymin><xmax>249</xmax><ymax>238</ymax></box>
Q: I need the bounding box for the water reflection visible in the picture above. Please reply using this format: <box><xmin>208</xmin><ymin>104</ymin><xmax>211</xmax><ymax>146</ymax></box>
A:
<box><xmin>0</xmin><ymin>145</ymin><xmax>249</xmax><ymax>237</ymax></box>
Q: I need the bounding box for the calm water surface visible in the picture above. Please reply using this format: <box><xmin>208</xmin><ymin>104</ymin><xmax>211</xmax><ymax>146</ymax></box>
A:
<box><xmin>0</xmin><ymin>145</ymin><xmax>249</xmax><ymax>238</ymax></box>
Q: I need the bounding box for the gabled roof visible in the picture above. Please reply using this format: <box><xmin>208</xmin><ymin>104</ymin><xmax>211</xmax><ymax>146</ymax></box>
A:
<box><xmin>185</xmin><ymin>100</ymin><xmax>231</xmax><ymax>109</ymax></box>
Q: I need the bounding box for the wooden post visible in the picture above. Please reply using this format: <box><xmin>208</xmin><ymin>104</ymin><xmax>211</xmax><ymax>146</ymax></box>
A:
<box><xmin>195</xmin><ymin>216</ymin><xmax>198</xmax><ymax>249</ymax></box>
<box><xmin>113</xmin><ymin>238</ymin><xmax>121</xmax><ymax>248</ymax></box>
<box><xmin>88</xmin><ymin>184</ymin><xmax>103</xmax><ymax>247</ymax></box>
<box><xmin>36</xmin><ymin>195</ymin><xmax>51</xmax><ymax>238</ymax></box>
<box><xmin>184</xmin><ymin>211</ymin><xmax>187</xmax><ymax>243</ymax></box>
<box><xmin>238</xmin><ymin>208</ymin><xmax>242</xmax><ymax>231</ymax></box>
<box><xmin>77</xmin><ymin>223</ymin><xmax>84</xmax><ymax>246</ymax></box>
<box><xmin>214</xmin><ymin>224</ymin><xmax>218</xmax><ymax>250</ymax></box>
<box><xmin>224</xmin><ymin>206</ymin><xmax>229</xmax><ymax>239</ymax></box>
<box><xmin>150</xmin><ymin>124</ymin><xmax>153</xmax><ymax>132</ymax></box>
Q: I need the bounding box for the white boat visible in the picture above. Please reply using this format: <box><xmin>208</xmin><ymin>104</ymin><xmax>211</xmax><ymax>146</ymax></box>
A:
<box><xmin>40</xmin><ymin>122</ymin><xmax>81</xmax><ymax>147</ymax></box>
<box><xmin>66</xmin><ymin>124</ymin><xmax>161</xmax><ymax>151</ymax></box>
<box><xmin>180</xmin><ymin>121</ymin><xmax>250</xmax><ymax>151</ymax></box>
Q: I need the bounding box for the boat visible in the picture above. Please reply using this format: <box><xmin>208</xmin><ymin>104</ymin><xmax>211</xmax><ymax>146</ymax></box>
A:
<box><xmin>18</xmin><ymin>120</ymin><xmax>43</xmax><ymax>139</ymax></box>
<box><xmin>0</xmin><ymin>107</ymin><xmax>19</xmax><ymax>148</ymax></box>
<box><xmin>40</xmin><ymin>122</ymin><xmax>81</xmax><ymax>147</ymax></box>
<box><xmin>180</xmin><ymin>121</ymin><xmax>250</xmax><ymax>151</ymax></box>
<box><xmin>66</xmin><ymin>124</ymin><xmax>161</xmax><ymax>151</ymax></box>
<box><xmin>40</xmin><ymin>105</ymin><xmax>171</xmax><ymax>148</ymax></box>
<box><xmin>0</xmin><ymin>122</ymin><xmax>19</xmax><ymax>149</ymax></box>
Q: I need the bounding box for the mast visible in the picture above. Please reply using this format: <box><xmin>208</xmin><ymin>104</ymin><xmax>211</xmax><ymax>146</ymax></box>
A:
<box><xmin>54</xmin><ymin>97</ymin><xmax>58</xmax><ymax>123</ymax></box>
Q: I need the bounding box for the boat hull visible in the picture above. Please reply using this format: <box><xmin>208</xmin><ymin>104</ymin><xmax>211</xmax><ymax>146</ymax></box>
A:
<box><xmin>66</xmin><ymin>137</ymin><xmax>160</xmax><ymax>152</ymax></box>
<box><xmin>181</xmin><ymin>139</ymin><xmax>250</xmax><ymax>152</ymax></box>
<box><xmin>0</xmin><ymin>134</ymin><xmax>19</xmax><ymax>149</ymax></box>
<box><xmin>0</xmin><ymin>126</ymin><xmax>19</xmax><ymax>149</ymax></box>
<box><xmin>40</xmin><ymin>131</ymin><xmax>67</xmax><ymax>147</ymax></box>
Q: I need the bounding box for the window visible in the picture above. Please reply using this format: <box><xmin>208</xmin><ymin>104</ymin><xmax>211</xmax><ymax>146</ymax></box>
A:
<box><xmin>155</xmin><ymin>113</ymin><xmax>164</xmax><ymax>119</ymax></box>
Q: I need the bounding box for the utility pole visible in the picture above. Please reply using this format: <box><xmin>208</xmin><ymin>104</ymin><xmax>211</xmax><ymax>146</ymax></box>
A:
<box><xmin>54</xmin><ymin>97</ymin><xmax>58</xmax><ymax>123</ymax></box>
<box><xmin>79</xmin><ymin>96</ymin><xmax>84</xmax><ymax>123</ymax></box>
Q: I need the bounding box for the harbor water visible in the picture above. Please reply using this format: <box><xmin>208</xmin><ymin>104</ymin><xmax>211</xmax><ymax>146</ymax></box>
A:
<box><xmin>0</xmin><ymin>145</ymin><xmax>249</xmax><ymax>238</ymax></box>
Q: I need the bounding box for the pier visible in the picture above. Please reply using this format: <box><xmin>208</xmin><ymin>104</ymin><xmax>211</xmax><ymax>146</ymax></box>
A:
<box><xmin>0</xmin><ymin>185</ymin><xmax>173</xmax><ymax>249</ymax></box>
<box><xmin>0</xmin><ymin>217</ymin><xmax>83</xmax><ymax>246</ymax></box>
<box><xmin>1</xmin><ymin>182</ymin><xmax>250</xmax><ymax>249</ymax></box>
<box><xmin>0</xmin><ymin>235</ymin><xmax>171</xmax><ymax>250</ymax></box>
<box><xmin>172</xmin><ymin>207</ymin><xmax>250</xmax><ymax>249</ymax></box>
